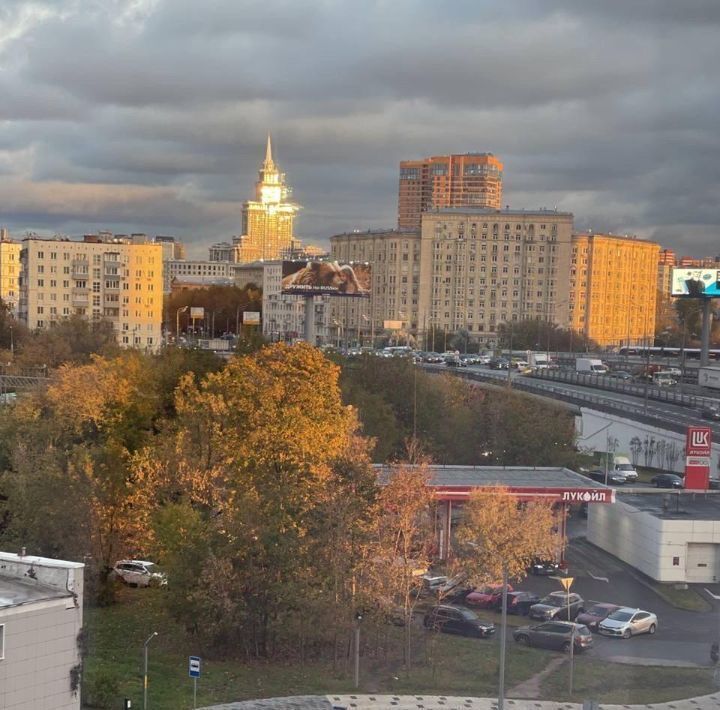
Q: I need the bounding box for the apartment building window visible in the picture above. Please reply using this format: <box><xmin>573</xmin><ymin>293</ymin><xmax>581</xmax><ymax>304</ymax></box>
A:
<box><xmin>37</xmin><ymin>279</ymin><xmax>44</xmax><ymax>287</ymax></box>
<box><xmin>92</xmin><ymin>282</ymin><xmax>101</xmax><ymax>293</ymax></box>
<box><xmin>37</xmin><ymin>251</ymin><xmax>44</xmax><ymax>259</ymax></box>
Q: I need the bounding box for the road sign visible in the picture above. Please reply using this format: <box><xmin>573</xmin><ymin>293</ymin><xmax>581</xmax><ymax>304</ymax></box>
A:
<box><xmin>687</xmin><ymin>426</ymin><xmax>712</xmax><ymax>457</ymax></box>
<box><xmin>189</xmin><ymin>656</ymin><xmax>201</xmax><ymax>678</ymax></box>
<box><xmin>558</xmin><ymin>577</ymin><xmax>574</xmax><ymax>591</ymax></box>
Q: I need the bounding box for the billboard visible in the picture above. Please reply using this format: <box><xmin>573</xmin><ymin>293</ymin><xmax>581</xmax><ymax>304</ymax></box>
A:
<box><xmin>190</xmin><ymin>307</ymin><xmax>205</xmax><ymax>319</ymax></box>
<box><xmin>671</xmin><ymin>268</ymin><xmax>720</xmax><ymax>298</ymax></box>
<box><xmin>383</xmin><ymin>320</ymin><xmax>404</xmax><ymax>330</ymax></box>
<box><xmin>685</xmin><ymin>425</ymin><xmax>712</xmax><ymax>490</ymax></box>
<box><xmin>281</xmin><ymin>260</ymin><xmax>371</xmax><ymax>297</ymax></box>
<box><xmin>243</xmin><ymin>311</ymin><xmax>260</xmax><ymax>325</ymax></box>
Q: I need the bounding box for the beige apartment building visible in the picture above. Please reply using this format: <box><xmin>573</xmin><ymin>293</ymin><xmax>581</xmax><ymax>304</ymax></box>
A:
<box><xmin>330</xmin><ymin>209</ymin><xmax>574</xmax><ymax>346</ymax></box>
<box><xmin>330</xmin><ymin>229</ymin><xmax>421</xmax><ymax>342</ymax></box>
<box><xmin>0</xmin><ymin>232</ymin><xmax>21</xmax><ymax>315</ymax></box>
<box><xmin>569</xmin><ymin>233</ymin><xmax>659</xmax><ymax>347</ymax></box>
<box><xmin>418</xmin><ymin>209</ymin><xmax>573</xmax><ymax>343</ymax></box>
<box><xmin>19</xmin><ymin>236</ymin><xmax>163</xmax><ymax>350</ymax></box>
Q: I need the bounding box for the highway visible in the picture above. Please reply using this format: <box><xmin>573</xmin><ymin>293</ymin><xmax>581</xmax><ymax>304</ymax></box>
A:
<box><xmin>429</xmin><ymin>364</ymin><xmax>720</xmax><ymax>439</ymax></box>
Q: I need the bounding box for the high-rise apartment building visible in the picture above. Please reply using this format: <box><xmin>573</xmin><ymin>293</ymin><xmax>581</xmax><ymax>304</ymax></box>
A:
<box><xmin>330</xmin><ymin>229</ymin><xmax>420</xmax><ymax>340</ymax></box>
<box><xmin>569</xmin><ymin>233</ymin><xmax>659</xmax><ymax>347</ymax></box>
<box><xmin>238</xmin><ymin>136</ymin><xmax>300</xmax><ymax>262</ymax></box>
<box><xmin>331</xmin><ymin>208</ymin><xmax>573</xmax><ymax>346</ymax></box>
<box><xmin>418</xmin><ymin>209</ymin><xmax>573</xmax><ymax>342</ymax></box>
<box><xmin>0</xmin><ymin>232</ymin><xmax>21</xmax><ymax>315</ymax></box>
<box><xmin>398</xmin><ymin>153</ymin><xmax>503</xmax><ymax>230</ymax></box>
<box><xmin>19</xmin><ymin>235</ymin><xmax>163</xmax><ymax>350</ymax></box>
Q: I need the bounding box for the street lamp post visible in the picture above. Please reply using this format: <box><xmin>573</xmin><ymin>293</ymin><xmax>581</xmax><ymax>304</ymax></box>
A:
<box><xmin>143</xmin><ymin>631</ymin><xmax>158</xmax><ymax>710</ymax></box>
<box><xmin>175</xmin><ymin>306</ymin><xmax>189</xmax><ymax>343</ymax></box>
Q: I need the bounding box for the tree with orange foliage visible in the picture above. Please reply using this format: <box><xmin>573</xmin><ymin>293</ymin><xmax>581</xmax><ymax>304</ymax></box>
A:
<box><xmin>455</xmin><ymin>487</ymin><xmax>561</xmax><ymax>710</ymax></box>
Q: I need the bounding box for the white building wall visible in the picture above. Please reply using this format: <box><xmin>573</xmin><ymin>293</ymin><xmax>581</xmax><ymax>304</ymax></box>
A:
<box><xmin>577</xmin><ymin>407</ymin><xmax>720</xmax><ymax>477</ymax></box>
<box><xmin>588</xmin><ymin>500</ymin><xmax>720</xmax><ymax>583</ymax></box>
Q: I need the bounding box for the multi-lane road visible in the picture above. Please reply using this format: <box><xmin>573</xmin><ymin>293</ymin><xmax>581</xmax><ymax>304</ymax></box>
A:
<box><xmin>432</xmin><ymin>364</ymin><xmax>720</xmax><ymax>438</ymax></box>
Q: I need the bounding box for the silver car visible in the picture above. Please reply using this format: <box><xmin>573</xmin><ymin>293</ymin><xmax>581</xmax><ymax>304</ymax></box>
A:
<box><xmin>598</xmin><ymin>607</ymin><xmax>657</xmax><ymax>638</ymax></box>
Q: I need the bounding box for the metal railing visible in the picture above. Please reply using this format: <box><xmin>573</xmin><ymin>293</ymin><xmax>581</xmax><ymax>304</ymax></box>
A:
<box><xmin>529</xmin><ymin>368</ymin><xmax>718</xmax><ymax>409</ymax></box>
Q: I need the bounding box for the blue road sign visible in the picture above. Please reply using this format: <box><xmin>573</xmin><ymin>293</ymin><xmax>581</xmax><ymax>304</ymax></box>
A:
<box><xmin>189</xmin><ymin>656</ymin><xmax>201</xmax><ymax>678</ymax></box>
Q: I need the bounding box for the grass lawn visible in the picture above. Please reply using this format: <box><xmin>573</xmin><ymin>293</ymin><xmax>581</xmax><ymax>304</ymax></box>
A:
<box><xmin>82</xmin><ymin>588</ymin><xmax>550</xmax><ymax>709</ymax></box>
<box><xmin>540</xmin><ymin>655</ymin><xmax>717</xmax><ymax>705</ymax></box>
<box><xmin>647</xmin><ymin>581</ymin><xmax>712</xmax><ymax>612</ymax></box>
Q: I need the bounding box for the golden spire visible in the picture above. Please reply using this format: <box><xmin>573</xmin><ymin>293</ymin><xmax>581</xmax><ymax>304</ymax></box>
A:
<box><xmin>264</xmin><ymin>133</ymin><xmax>275</xmax><ymax>170</ymax></box>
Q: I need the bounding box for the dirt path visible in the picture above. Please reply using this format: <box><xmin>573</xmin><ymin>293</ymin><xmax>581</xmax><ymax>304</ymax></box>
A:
<box><xmin>507</xmin><ymin>655</ymin><xmax>567</xmax><ymax>699</ymax></box>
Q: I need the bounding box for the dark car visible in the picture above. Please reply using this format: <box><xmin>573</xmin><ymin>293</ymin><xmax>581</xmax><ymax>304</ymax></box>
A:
<box><xmin>529</xmin><ymin>591</ymin><xmax>584</xmax><ymax>621</ymax></box>
<box><xmin>488</xmin><ymin>358</ymin><xmax>510</xmax><ymax>370</ymax></box>
<box><xmin>445</xmin><ymin>358</ymin><xmax>467</xmax><ymax>368</ymax></box>
<box><xmin>608</xmin><ymin>370</ymin><xmax>633</xmax><ymax>381</ymax></box>
<box><xmin>423</xmin><ymin>605</ymin><xmax>495</xmax><ymax>638</ymax></box>
<box><xmin>588</xmin><ymin>469</ymin><xmax>627</xmax><ymax>486</ymax></box>
<box><xmin>576</xmin><ymin>603</ymin><xmax>621</xmax><ymax>631</ymax></box>
<box><xmin>650</xmin><ymin>473</ymin><xmax>683</xmax><ymax>489</ymax></box>
<box><xmin>529</xmin><ymin>560</ymin><xmax>560</xmax><ymax>576</ymax></box>
<box><xmin>423</xmin><ymin>352</ymin><xmax>444</xmax><ymax>364</ymax></box>
<box><xmin>702</xmin><ymin>407</ymin><xmax>720</xmax><ymax>422</ymax></box>
<box><xmin>496</xmin><ymin>591</ymin><xmax>542</xmax><ymax>615</ymax></box>
<box><xmin>513</xmin><ymin>621</ymin><xmax>593</xmax><ymax>653</ymax></box>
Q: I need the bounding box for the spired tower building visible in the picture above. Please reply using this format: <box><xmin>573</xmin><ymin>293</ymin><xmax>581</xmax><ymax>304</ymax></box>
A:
<box><xmin>238</xmin><ymin>135</ymin><xmax>300</xmax><ymax>262</ymax></box>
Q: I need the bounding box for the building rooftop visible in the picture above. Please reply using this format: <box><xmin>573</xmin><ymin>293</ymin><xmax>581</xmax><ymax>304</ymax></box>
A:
<box><xmin>375</xmin><ymin>465</ymin><xmax>607</xmax><ymax>490</ymax></box>
<box><xmin>618</xmin><ymin>492</ymin><xmax>720</xmax><ymax>521</ymax></box>
<box><xmin>431</xmin><ymin>207</ymin><xmax>573</xmax><ymax>218</ymax></box>
<box><xmin>0</xmin><ymin>575</ymin><xmax>71</xmax><ymax>610</ymax></box>
<box><xmin>331</xmin><ymin>229</ymin><xmax>419</xmax><ymax>239</ymax></box>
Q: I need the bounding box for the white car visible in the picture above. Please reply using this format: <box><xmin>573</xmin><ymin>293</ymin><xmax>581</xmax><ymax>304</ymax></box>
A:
<box><xmin>598</xmin><ymin>607</ymin><xmax>657</xmax><ymax>638</ymax></box>
<box><xmin>113</xmin><ymin>560</ymin><xmax>167</xmax><ymax>588</ymax></box>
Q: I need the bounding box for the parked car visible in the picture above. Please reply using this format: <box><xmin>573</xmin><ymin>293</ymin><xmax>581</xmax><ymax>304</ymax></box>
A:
<box><xmin>529</xmin><ymin>591</ymin><xmax>584</xmax><ymax>621</ymax></box>
<box><xmin>650</xmin><ymin>473</ymin><xmax>684</xmax><ymax>489</ymax></box>
<box><xmin>701</xmin><ymin>406</ymin><xmax>720</xmax><ymax>422</ymax></box>
<box><xmin>588</xmin><ymin>469</ymin><xmax>627</xmax><ymax>485</ymax></box>
<box><xmin>576</xmin><ymin>603</ymin><xmax>622</xmax><ymax>631</ymax></box>
<box><xmin>513</xmin><ymin>621</ymin><xmax>593</xmax><ymax>652</ymax></box>
<box><xmin>465</xmin><ymin>584</ymin><xmax>514</xmax><ymax>608</ymax></box>
<box><xmin>423</xmin><ymin>605</ymin><xmax>496</xmax><ymax>638</ymax></box>
<box><xmin>113</xmin><ymin>560</ymin><xmax>167</xmax><ymax>588</ymax></box>
<box><xmin>598</xmin><ymin>607</ymin><xmax>658</xmax><ymax>638</ymax></box>
<box><xmin>434</xmin><ymin>574</ymin><xmax>468</xmax><ymax>599</ymax></box>
<box><xmin>529</xmin><ymin>560</ymin><xmax>560</xmax><ymax>576</ymax></box>
<box><xmin>497</xmin><ymin>591</ymin><xmax>542</xmax><ymax>615</ymax></box>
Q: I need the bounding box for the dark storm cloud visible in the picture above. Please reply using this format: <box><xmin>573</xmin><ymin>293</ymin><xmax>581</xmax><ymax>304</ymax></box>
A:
<box><xmin>0</xmin><ymin>0</ymin><xmax>718</xmax><ymax>257</ymax></box>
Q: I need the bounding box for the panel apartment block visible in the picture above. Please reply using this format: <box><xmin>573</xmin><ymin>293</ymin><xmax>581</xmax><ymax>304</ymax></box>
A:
<box><xmin>569</xmin><ymin>233</ymin><xmax>659</xmax><ymax>347</ymax></box>
<box><xmin>19</xmin><ymin>237</ymin><xmax>163</xmax><ymax>351</ymax></box>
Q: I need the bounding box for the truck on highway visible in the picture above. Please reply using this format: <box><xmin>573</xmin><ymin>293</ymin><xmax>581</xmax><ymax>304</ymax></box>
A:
<box><xmin>699</xmin><ymin>366</ymin><xmax>720</xmax><ymax>391</ymax></box>
<box><xmin>576</xmin><ymin>358</ymin><xmax>608</xmax><ymax>374</ymax></box>
<box><xmin>592</xmin><ymin>452</ymin><xmax>639</xmax><ymax>482</ymax></box>
<box><xmin>527</xmin><ymin>352</ymin><xmax>550</xmax><ymax>369</ymax></box>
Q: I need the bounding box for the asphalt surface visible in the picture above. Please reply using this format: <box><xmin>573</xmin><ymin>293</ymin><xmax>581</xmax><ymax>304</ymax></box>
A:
<box><xmin>485</xmin><ymin>519</ymin><xmax>719</xmax><ymax>668</ymax></box>
<box><xmin>445</xmin><ymin>364</ymin><xmax>720</xmax><ymax>437</ymax></box>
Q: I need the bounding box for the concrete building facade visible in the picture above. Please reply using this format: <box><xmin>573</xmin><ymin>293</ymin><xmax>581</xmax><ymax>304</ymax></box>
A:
<box><xmin>164</xmin><ymin>259</ymin><xmax>234</xmax><ymax>293</ymax></box>
<box><xmin>18</xmin><ymin>236</ymin><xmax>163</xmax><ymax>351</ymax></box>
<box><xmin>330</xmin><ymin>229</ymin><xmax>420</xmax><ymax>344</ymax></box>
<box><xmin>0</xmin><ymin>551</ymin><xmax>84</xmax><ymax>710</ymax></box>
<box><xmin>588</xmin><ymin>494</ymin><xmax>720</xmax><ymax>583</ymax></box>
<box><xmin>569</xmin><ymin>233</ymin><xmax>659</xmax><ymax>347</ymax></box>
<box><xmin>0</xmin><ymin>235</ymin><xmax>21</xmax><ymax>315</ymax></box>
<box><xmin>398</xmin><ymin>153</ymin><xmax>504</xmax><ymax>230</ymax></box>
<box><xmin>418</xmin><ymin>209</ymin><xmax>574</xmax><ymax>345</ymax></box>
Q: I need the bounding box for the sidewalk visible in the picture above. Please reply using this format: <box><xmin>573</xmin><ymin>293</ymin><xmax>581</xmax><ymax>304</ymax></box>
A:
<box><xmin>202</xmin><ymin>690</ymin><xmax>720</xmax><ymax>710</ymax></box>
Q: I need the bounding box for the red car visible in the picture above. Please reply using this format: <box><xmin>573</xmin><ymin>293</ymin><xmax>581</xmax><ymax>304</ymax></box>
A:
<box><xmin>465</xmin><ymin>584</ymin><xmax>514</xmax><ymax>608</ymax></box>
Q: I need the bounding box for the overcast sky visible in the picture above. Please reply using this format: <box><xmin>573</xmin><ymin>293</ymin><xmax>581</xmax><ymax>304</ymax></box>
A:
<box><xmin>1</xmin><ymin>0</ymin><xmax>719</xmax><ymax>257</ymax></box>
